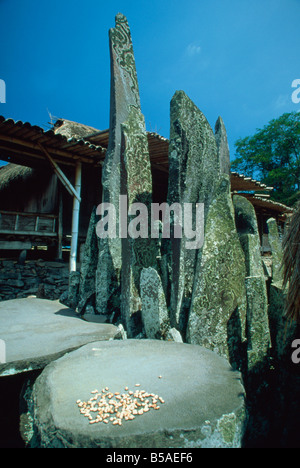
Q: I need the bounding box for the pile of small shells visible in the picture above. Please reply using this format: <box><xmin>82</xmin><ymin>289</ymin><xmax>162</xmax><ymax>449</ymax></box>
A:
<box><xmin>76</xmin><ymin>384</ymin><xmax>165</xmax><ymax>426</ymax></box>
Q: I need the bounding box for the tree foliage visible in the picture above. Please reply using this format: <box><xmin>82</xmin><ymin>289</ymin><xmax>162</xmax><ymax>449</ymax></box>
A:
<box><xmin>231</xmin><ymin>112</ymin><xmax>300</xmax><ymax>206</ymax></box>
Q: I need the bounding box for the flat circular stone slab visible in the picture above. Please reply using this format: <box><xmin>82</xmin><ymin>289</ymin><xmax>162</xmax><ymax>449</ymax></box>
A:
<box><xmin>27</xmin><ymin>339</ymin><xmax>245</xmax><ymax>448</ymax></box>
<box><xmin>0</xmin><ymin>297</ymin><xmax>118</xmax><ymax>376</ymax></box>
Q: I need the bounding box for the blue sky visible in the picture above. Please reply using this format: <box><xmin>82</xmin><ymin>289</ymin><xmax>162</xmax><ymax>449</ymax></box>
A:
<box><xmin>0</xmin><ymin>0</ymin><xmax>299</xmax><ymax>161</ymax></box>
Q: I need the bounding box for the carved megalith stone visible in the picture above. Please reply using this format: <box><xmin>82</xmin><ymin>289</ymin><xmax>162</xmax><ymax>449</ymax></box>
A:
<box><xmin>120</xmin><ymin>105</ymin><xmax>157</xmax><ymax>336</ymax></box>
<box><xmin>165</xmin><ymin>90</ymin><xmax>219</xmax><ymax>335</ymax></box>
<box><xmin>215</xmin><ymin>116</ymin><xmax>231</xmax><ymax>177</ymax></box>
<box><xmin>96</xmin><ymin>13</ymin><xmax>141</xmax><ymax>315</ymax></box>
<box><xmin>233</xmin><ymin>195</ymin><xmax>271</xmax><ymax>373</ymax></box>
<box><xmin>187</xmin><ymin>176</ymin><xmax>247</xmax><ymax>370</ymax></box>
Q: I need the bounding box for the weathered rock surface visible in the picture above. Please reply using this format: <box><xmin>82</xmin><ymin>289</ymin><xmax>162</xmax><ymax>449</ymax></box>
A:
<box><xmin>267</xmin><ymin>218</ymin><xmax>284</xmax><ymax>287</ymax></box>
<box><xmin>25</xmin><ymin>340</ymin><xmax>245</xmax><ymax>448</ymax></box>
<box><xmin>77</xmin><ymin>207</ymin><xmax>99</xmax><ymax>314</ymax></box>
<box><xmin>244</xmin><ymin>276</ymin><xmax>271</xmax><ymax>373</ymax></box>
<box><xmin>266</xmin><ymin>218</ymin><xmax>294</xmax><ymax>360</ymax></box>
<box><xmin>166</xmin><ymin>90</ymin><xmax>219</xmax><ymax>334</ymax></box>
<box><xmin>215</xmin><ymin>116</ymin><xmax>231</xmax><ymax>177</ymax></box>
<box><xmin>120</xmin><ymin>106</ymin><xmax>157</xmax><ymax>337</ymax></box>
<box><xmin>140</xmin><ymin>267</ymin><xmax>170</xmax><ymax>339</ymax></box>
<box><xmin>96</xmin><ymin>13</ymin><xmax>141</xmax><ymax>315</ymax></box>
<box><xmin>187</xmin><ymin>176</ymin><xmax>247</xmax><ymax>370</ymax></box>
<box><xmin>233</xmin><ymin>195</ymin><xmax>271</xmax><ymax>373</ymax></box>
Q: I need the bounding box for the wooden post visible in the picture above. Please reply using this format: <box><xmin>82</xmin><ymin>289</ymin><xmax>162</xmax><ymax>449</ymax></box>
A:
<box><xmin>57</xmin><ymin>187</ymin><xmax>63</xmax><ymax>261</ymax></box>
<box><xmin>69</xmin><ymin>162</ymin><xmax>82</xmax><ymax>272</ymax></box>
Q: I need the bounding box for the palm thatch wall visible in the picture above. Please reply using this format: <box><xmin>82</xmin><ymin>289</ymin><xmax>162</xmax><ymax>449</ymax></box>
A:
<box><xmin>0</xmin><ymin>163</ymin><xmax>34</xmax><ymax>191</ymax></box>
<box><xmin>0</xmin><ymin>163</ymin><xmax>58</xmax><ymax>213</ymax></box>
<box><xmin>283</xmin><ymin>202</ymin><xmax>300</xmax><ymax>323</ymax></box>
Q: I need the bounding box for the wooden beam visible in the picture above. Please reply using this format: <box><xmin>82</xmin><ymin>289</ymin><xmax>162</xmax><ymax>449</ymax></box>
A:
<box><xmin>0</xmin><ymin>241</ymin><xmax>32</xmax><ymax>250</ymax></box>
<box><xmin>0</xmin><ymin>230</ymin><xmax>57</xmax><ymax>236</ymax></box>
<box><xmin>38</xmin><ymin>143</ymin><xmax>81</xmax><ymax>202</ymax></box>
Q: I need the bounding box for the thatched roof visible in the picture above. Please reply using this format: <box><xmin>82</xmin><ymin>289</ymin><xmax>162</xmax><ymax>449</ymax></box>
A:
<box><xmin>283</xmin><ymin>201</ymin><xmax>300</xmax><ymax>322</ymax></box>
<box><xmin>0</xmin><ymin>163</ymin><xmax>34</xmax><ymax>191</ymax></box>
<box><xmin>53</xmin><ymin>119</ymin><xmax>100</xmax><ymax>140</ymax></box>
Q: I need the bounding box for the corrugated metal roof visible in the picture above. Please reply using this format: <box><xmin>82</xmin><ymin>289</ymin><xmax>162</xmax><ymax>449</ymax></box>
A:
<box><xmin>0</xmin><ymin>116</ymin><xmax>106</xmax><ymax>167</ymax></box>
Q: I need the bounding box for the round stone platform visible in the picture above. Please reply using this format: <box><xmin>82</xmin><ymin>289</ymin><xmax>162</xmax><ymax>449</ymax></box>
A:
<box><xmin>25</xmin><ymin>339</ymin><xmax>245</xmax><ymax>448</ymax></box>
<box><xmin>0</xmin><ymin>297</ymin><xmax>118</xmax><ymax>376</ymax></box>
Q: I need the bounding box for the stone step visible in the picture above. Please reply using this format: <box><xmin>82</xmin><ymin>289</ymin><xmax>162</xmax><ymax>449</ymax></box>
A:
<box><xmin>0</xmin><ymin>297</ymin><xmax>118</xmax><ymax>376</ymax></box>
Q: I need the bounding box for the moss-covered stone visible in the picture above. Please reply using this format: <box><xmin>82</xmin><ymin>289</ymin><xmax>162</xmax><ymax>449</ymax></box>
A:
<box><xmin>120</xmin><ymin>106</ymin><xmax>157</xmax><ymax>337</ymax></box>
<box><xmin>140</xmin><ymin>267</ymin><xmax>170</xmax><ymax>339</ymax></box>
<box><xmin>187</xmin><ymin>176</ymin><xmax>247</xmax><ymax>369</ymax></box>
<box><xmin>233</xmin><ymin>196</ymin><xmax>271</xmax><ymax>374</ymax></box>
<box><xmin>267</xmin><ymin>217</ymin><xmax>283</xmax><ymax>287</ymax></box>
<box><xmin>78</xmin><ymin>207</ymin><xmax>98</xmax><ymax>314</ymax></box>
<box><xmin>214</xmin><ymin>116</ymin><xmax>231</xmax><ymax>177</ymax></box>
<box><xmin>245</xmin><ymin>276</ymin><xmax>271</xmax><ymax>372</ymax></box>
<box><xmin>96</xmin><ymin>14</ymin><xmax>141</xmax><ymax>316</ymax></box>
<box><xmin>166</xmin><ymin>90</ymin><xmax>219</xmax><ymax>335</ymax></box>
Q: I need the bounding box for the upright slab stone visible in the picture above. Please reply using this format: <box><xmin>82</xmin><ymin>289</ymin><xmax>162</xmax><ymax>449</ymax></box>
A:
<box><xmin>120</xmin><ymin>106</ymin><xmax>157</xmax><ymax>336</ymax></box>
<box><xmin>233</xmin><ymin>195</ymin><xmax>264</xmax><ymax>278</ymax></box>
<box><xmin>140</xmin><ymin>267</ymin><xmax>170</xmax><ymax>339</ymax></box>
<box><xmin>266</xmin><ymin>218</ymin><xmax>294</xmax><ymax>360</ymax></box>
<box><xmin>78</xmin><ymin>207</ymin><xmax>99</xmax><ymax>314</ymax></box>
<box><xmin>166</xmin><ymin>90</ymin><xmax>219</xmax><ymax>335</ymax></box>
<box><xmin>96</xmin><ymin>13</ymin><xmax>140</xmax><ymax>315</ymax></box>
<box><xmin>215</xmin><ymin>116</ymin><xmax>231</xmax><ymax>177</ymax></box>
<box><xmin>267</xmin><ymin>218</ymin><xmax>283</xmax><ymax>287</ymax></box>
<box><xmin>187</xmin><ymin>176</ymin><xmax>247</xmax><ymax>370</ymax></box>
<box><xmin>233</xmin><ymin>195</ymin><xmax>271</xmax><ymax>374</ymax></box>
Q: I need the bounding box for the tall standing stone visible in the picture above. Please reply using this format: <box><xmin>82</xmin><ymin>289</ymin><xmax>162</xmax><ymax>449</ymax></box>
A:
<box><xmin>120</xmin><ymin>106</ymin><xmax>157</xmax><ymax>336</ymax></box>
<box><xmin>187</xmin><ymin>176</ymin><xmax>247</xmax><ymax>370</ymax></box>
<box><xmin>233</xmin><ymin>195</ymin><xmax>271</xmax><ymax>374</ymax></box>
<box><xmin>78</xmin><ymin>207</ymin><xmax>99</xmax><ymax>314</ymax></box>
<box><xmin>215</xmin><ymin>116</ymin><xmax>231</xmax><ymax>177</ymax></box>
<box><xmin>166</xmin><ymin>90</ymin><xmax>220</xmax><ymax>336</ymax></box>
<box><xmin>96</xmin><ymin>13</ymin><xmax>141</xmax><ymax>315</ymax></box>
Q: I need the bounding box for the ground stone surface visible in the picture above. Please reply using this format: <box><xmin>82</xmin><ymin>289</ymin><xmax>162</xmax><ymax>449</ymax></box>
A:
<box><xmin>25</xmin><ymin>339</ymin><xmax>245</xmax><ymax>448</ymax></box>
<box><xmin>0</xmin><ymin>297</ymin><xmax>118</xmax><ymax>376</ymax></box>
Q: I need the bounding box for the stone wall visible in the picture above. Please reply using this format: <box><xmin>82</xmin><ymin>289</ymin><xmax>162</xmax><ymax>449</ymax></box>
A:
<box><xmin>0</xmin><ymin>259</ymin><xmax>69</xmax><ymax>302</ymax></box>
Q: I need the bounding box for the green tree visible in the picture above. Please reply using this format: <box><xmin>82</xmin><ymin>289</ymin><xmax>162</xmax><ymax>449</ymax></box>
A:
<box><xmin>231</xmin><ymin>112</ymin><xmax>300</xmax><ymax>206</ymax></box>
